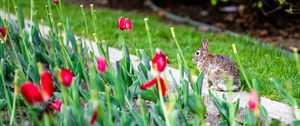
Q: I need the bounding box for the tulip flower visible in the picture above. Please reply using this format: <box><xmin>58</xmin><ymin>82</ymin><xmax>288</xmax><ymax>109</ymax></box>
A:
<box><xmin>152</xmin><ymin>48</ymin><xmax>168</xmax><ymax>73</ymax></box>
<box><xmin>20</xmin><ymin>82</ymin><xmax>44</xmax><ymax>105</ymax></box>
<box><xmin>140</xmin><ymin>77</ymin><xmax>166</xmax><ymax>96</ymax></box>
<box><xmin>248</xmin><ymin>90</ymin><xmax>259</xmax><ymax>115</ymax></box>
<box><xmin>118</xmin><ymin>17</ymin><xmax>126</xmax><ymax>30</ymax></box>
<box><xmin>140</xmin><ymin>49</ymin><xmax>168</xmax><ymax>96</ymax></box>
<box><xmin>0</xmin><ymin>27</ymin><xmax>6</xmax><ymax>38</ymax></box>
<box><xmin>90</xmin><ymin>109</ymin><xmax>98</xmax><ymax>125</ymax></box>
<box><xmin>40</xmin><ymin>71</ymin><xmax>53</xmax><ymax>100</ymax></box>
<box><xmin>60</xmin><ymin>68</ymin><xmax>73</xmax><ymax>87</ymax></box>
<box><xmin>20</xmin><ymin>70</ymin><xmax>54</xmax><ymax>105</ymax></box>
<box><xmin>118</xmin><ymin>17</ymin><xmax>132</xmax><ymax>31</ymax></box>
<box><xmin>50</xmin><ymin>99</ymin><xmax>62</xmax><ymax>112</ymax></box>
<box><xmin>53</xmin><ymin>0</ymin><xmax>59</xmax><ymax>4</ymax></box>
<box><xmin>124</xmin><ymin>18</ymin><xmax>132</xmax><ymax>31</ymax></box>
<box><xmin>97</xmin><ymin>56</ymin><xmax>107</xmax><ymax>73</ymax></box>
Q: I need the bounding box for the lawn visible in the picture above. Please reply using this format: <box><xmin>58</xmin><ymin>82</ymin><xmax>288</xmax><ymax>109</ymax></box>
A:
<box><xmin>1</xmin><ymin>0</ymin><xmax>299</xmax><ymax>103</ymax></box>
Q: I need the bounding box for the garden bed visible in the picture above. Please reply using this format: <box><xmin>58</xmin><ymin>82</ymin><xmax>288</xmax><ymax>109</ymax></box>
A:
<box><xmin>0</xmin><ymin>1</ymin><xmax>300</xmax><ymax>125</ymax></box>
<box><xmin>3</xmin><ymin>0</ymin><xmax>299</xmax><ymax>104</ymax></box>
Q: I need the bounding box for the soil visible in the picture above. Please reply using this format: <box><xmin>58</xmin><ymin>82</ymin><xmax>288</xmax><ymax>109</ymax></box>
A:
<box><xmin>65</xmin><ymin>0</ymin><xmax>300</xmax><ymax>52</ymax></box>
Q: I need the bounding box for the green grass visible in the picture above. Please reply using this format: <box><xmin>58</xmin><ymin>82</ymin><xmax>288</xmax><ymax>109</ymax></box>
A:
<box><xmin>2</xmin><ymin>0</ymin><xmax>299</xmax><ymax>104</ymax></box>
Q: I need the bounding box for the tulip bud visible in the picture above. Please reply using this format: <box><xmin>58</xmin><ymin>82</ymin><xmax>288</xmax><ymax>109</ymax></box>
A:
<box><xmin>118</xmin><ymin>17</ymin><xmax>132</xmax><ymax>31</ymax></box>
<box><xmin>0</xmin><ymin>27</ymin><xmax>6</xmax><ymax>38</ymax></box>
<box><xmin>40</xmin><ymin>71</ymin><xmax>53</xmax><ymax>100</ymax></box>
<box><xmin>20</xmin><ymin>82</ymin><xmax>43</xmax><ymax>105</ymax></box>
<box><xmin>53</xmin><ymin>0</ymin><xmax>59</xmax><ymax>4</ymax></box>
<box><xmin>60</xmin><ymin>68</ymin><xmax>74</xmax><ymax>87</ymax></box>
<box><xmin>124</xmin><ymin>18</ymin><xmax>132</xmax><ymax>31</ymax></box>
<box><xmin>248</xmin><ymin>90</ymin><xmax>259</xmax><ymax>115</ymax></box>
<box><xmin>97</xmin><ymin>56</ymin><xmax>107</xmax><ymax>73</ymax></box>
<box><xmin>118</xmin><ymin>17</ymin><xmax>126</xmax><ymax>30</ymax></box>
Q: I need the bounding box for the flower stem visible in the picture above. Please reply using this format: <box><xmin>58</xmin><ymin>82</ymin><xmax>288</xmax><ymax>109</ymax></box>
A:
<box><xmin>138</xmin><ymin>95</ymin><xmax>147</xmax><ymax>125</ymax></box>
<box><xmin>29</xmin><ymin>0</ymin><xmax>34</xmax><ymax>42</ymax></box>
<box><xmin>90</xmin><ymin>4</ymin><xmax>100</xmax><ymax>42</ymax></box>
<box><xmin>144</xmin><ymin>18</ymin><xmax>153</xmax><ymax>57</ymax></box>
<box><xmin>80</xmin><ymin>5</ymin><xmax>95</xmax><ymax>54</ymax></box>
<box><xmin>9</xmin><ymin>70</ymin><xmax>19</xmax><ymax>125</ymax></box>
<box><xmin>44</xmin><ymin>113</ymin><xmax>50</xmax><ymax>126</ymax></box>
<box><xmin>170</xmin><ymin>27</ymin><xmax>187</xmax><ymax>68</ymax></box>
<box><xmin>61</xmin><ymin>85</ymin><xmax>68</xmax><ymax>105</ymax></box>
<box><xmin>77</xmin><ymin>42</ymin><xmax>90</xmax><ymax>87</ymax></box>
<box><xmin>45</xmin><ymin>3</ymin><xmax>59</xmax><ymax>67</ymax></box>
<box><xmin>0</xmin><ymin>59</ymin><xmax>12</xmax><ymax>111</ymax></box>
<box><xmin>231</xmin><ymin>44</ymin><xmax>251</xmax><ymax>89</ymax></box>
<box><xmin>125</xmin><ymin>95</ymin><xmax>133</xmax><ymax>110</ymax></box>
<box><xmin>56</xmin><ymin>0</ymin><xmax>65</xmax><ymax>24</ymax></box>
<box><xmin>156</xmin><ymin>75</ymin><xmax>170</xmax><ymax>126</ymax></box>
<box><xmin>105</xmin><ymin>85</ymin><xmax>113</xmax><ymax>125</ymax></box>
<box><xmin>57</xmin><ymin>31</ymin><xmax>69</xmax><ymax>68</ymax></box>
<box><xmin>2</xmin><ymin>15</ymin><xmax>23</xmax><ymax>69</ymax></box>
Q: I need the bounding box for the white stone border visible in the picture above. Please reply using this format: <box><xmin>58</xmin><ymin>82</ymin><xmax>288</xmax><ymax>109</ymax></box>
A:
<box><xmin>1</xmin><ymin>10</ymin><xmax>299</xmax><ymax>124</ymax></box>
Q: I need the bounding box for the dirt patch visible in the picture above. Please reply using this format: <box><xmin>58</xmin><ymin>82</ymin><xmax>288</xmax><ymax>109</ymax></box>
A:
<box><xmin>153</xmin><ymin>1</ymin><xmax>300</xmax><ymax>52</ymax></box>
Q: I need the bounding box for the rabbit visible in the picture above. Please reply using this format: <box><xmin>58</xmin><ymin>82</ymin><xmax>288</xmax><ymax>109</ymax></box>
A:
<box><xmin>192</xmin><ymin>38</ymin><xmax>240</xmax><ymax>91</ymax></box>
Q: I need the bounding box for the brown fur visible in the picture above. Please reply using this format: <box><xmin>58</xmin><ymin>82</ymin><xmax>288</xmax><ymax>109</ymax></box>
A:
<box><xmin>192</xmin><ymin>38</ymin><xmax>240</xmax><ymax>91</ymax></box>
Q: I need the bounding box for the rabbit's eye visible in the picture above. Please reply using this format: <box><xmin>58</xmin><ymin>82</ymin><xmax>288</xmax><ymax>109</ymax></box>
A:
<box><xmin>195</xmin><ymin>51</ymin><xmax>200</xmax><ymax>55</ymax></box>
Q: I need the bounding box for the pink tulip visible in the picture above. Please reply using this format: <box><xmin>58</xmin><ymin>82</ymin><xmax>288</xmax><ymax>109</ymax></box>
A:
<box><xmin>50</xmin><ymin>99</ymin><xmax>62</xmax><ymax>112</ymax></box>
<box><xmin>97</xmin><ymin>56</ymin><xmax>107</xmax><ymax>73</ymax></box>
<box><xmin>248</xmin><ymin>90</ymin><xmax>259</xmax><ymax>114</ymax></box>
<box><xmin>118</xmin><ymin>17</ymin><xmax>132</xmax><ymax>31</ymax></box>
<box><xmin>124</xmin><ymin>18</ymin><xmax>132</xmax><ymax>31</ymax></box>
<box><xmin>53</xmin><ymin>0</ymin><xmax>59</xmax><ymax>4</ymax></box>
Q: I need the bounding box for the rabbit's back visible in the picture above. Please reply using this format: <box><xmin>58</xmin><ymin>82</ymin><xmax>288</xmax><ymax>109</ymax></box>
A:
<box><xmin>211</xmin><ymin>54</ymin><xmax>239</xmax><ymax>76</ymax></box>
<box><xmin>201</xmin><ymin>54</ymin><xmax>240</xmax><ymax>87</ymax></box>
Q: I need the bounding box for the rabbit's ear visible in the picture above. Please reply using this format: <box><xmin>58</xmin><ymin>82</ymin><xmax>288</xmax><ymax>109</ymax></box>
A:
<box><xmin>202</xmin><ymin>38</ymin><xmax>208</xmax><ymax>50</ymax></box>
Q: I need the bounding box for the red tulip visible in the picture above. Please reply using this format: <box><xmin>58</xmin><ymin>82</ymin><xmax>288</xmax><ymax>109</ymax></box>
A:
<box><xmin>53</xmin><ymin>0</ymin><xmax>59</xmax><ymax>4</ymax></box>
<box><xmin>50</xmin><ymin>99</ymin><xmax>62</xmax><ymax>112</ymax></box>
<box><xmin>90</xmin><ymin>109</ymin><xmax>98</xmax><ymax>125</ymax></box>
<box><xmin>118</xmin><ymin>17</ymin><xmax>132</xmax><ymax>31</ymax></box>
<box><xmin>60</xmin><ymin>68</ymin><xmax>73</xmax><ymax>87</ymax></box>
<box><xmin>124</xmin><ymin>18</ymin><xmax>132</xmax><ymax>31</ymax></box>
<box><xmin>152</xmin><ymin>48</ymin><xmax>168</xmax><ymax>72</ymax></box>
<box><xmin>40</xmin><ymin>71</ymin><xmax>53</xmax><ymax>100</ymax></box>
<box><xmin>97</xmin><ymin>56</ymin><xmax>107</xmax><ymax>73</ymax></box>
<box><xmin>0</xmin><ymin>27</ymin><xmax>6</xmax><ymax>38</ymax></box>
<box><xmin>118</xmin><ymin>17</ymin><xmax>126</xmax><ymax>31</ymax></box>
<box><xmin>140</xmin><ymin>77</ymin><xmax>166</xmax><ymax>96</ymax></box>
<box><xmin>248</xmin><ymin>90</ymin><xmax>259</xmax><ymax>114</ymax></box>
<box><xmin>20</xmin><ymin>82</ymin><xmax>43</xmax><ymax>105</ymax></box>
